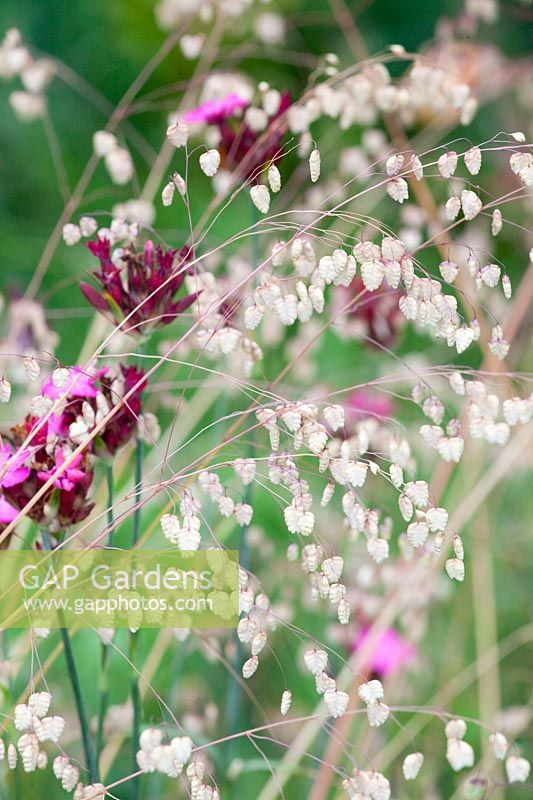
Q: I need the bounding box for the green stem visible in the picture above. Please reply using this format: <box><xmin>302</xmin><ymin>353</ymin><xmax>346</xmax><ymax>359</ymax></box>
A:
<box><xmin>1</xmin><ymin>631</ymin><xmax>13</xmax><ymax>800</ymax></box>
<box><xmin>132</xmin><ymin>439</ymin><xmax>143</xmax><ymax>547</ymax></box>
<box><xmin>128</xmin><ymin>336</ymin><xmax>148</xmax><ymax>800</ymax></box>
<box><xmin>106</xmin><ymin>465</ymin><xmax>115</xmax><ymax>546</ymax></box>
<box><xmin>42</xmin><ymin>530</ymin><xmax>98</xmax><ymax>783</ymax></box>
<box><xmin>95</xmin><ymin>465</ymin><xmax>115</xmax><ymax>767</ymax></box>
<box><xmin>96</xmin><ymin>643</ymin><xmax>110</xmax><ymax>762</ymax></box>
<box><xmin>59</xmin><ymin>627</ymin><xmax>98</xmax><ymax>781</ymax></box>
<box><xmin>130</xmin><ymin>437</ymin><xmax>144</xmax><ymax>800</ymax></box>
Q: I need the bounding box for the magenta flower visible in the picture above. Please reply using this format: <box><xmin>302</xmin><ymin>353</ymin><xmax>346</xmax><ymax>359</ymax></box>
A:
<box><xmin>184</xmin><ymin>93</ymin><xmax>249</xmax><ymax>125</ymax></box>
<box><xmin>0</xmin><ymin>496</ymin><xmax>19</xmax><ymax>525</ymax></box>
<box><xmin>97</xmin><ymin>365</ymin><xmax>147</xmax><ymax>456</ymax></box>
<box><xmin>220</xmin><ymin>91</ymin><xmax>291</xmax><ymax>180</ymax></box>
<box><xmin>81</xmin><ymin>239</ymin><xmax>198</xmax><ymax>334</ymax></box>
<box><xmin>352</xmin><ymin>626</ymin><xmax>416</xmax><ymax>678</ymax></box>
<box><xmin>0</xmin><ymin>443</ymin><xmax>31</xmax><ymax>488</ymax></box>
<box><xmin>37</xmin><ymin>449</ymin><xmax>87</xmax><ymax>492</ymax></box>
<box><xmin>346</xmin><ymin>390</ymin><xmax>394</xmax><ymax>422</ymax></box>
<box><xmin>3</xmin><ymin>363</ymin><xmax>146</xmax><ymax>534</ymax></box>
<box><xmin>42</xmin><ymin>367</ymin><xmax>101</xmax><ymax>401</ymax></box>
<box><xmin>186</xmin><ymin>89</ymin><xmax>291</xmax><ymax>180</ymax></box>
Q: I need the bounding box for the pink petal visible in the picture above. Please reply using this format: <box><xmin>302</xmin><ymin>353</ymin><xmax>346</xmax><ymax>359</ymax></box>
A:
<box><xmin>0</xmin><ymin>496</ymin><xmax>18</xmax><ymax>524</ymax></box>
<box><xmin>42</xmin><ymin>367</ymin><xmax>98</xmax><ymax>400</ymax></box>
<box><xmin>184</xmin><ymin>93</ymin><xmax>249</xmax><ymax>125</ymax></box>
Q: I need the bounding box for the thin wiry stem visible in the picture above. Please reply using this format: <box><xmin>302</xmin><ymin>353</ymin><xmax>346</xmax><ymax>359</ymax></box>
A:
<box><xmin>96</xmin><ymin>642</ymin><xmax>110</xmax><ymax>768</ymax></box>
<box><xmin>42</xmin><ymin>111</ymin><xmax>71</xmax><ymax>204</ymax></box>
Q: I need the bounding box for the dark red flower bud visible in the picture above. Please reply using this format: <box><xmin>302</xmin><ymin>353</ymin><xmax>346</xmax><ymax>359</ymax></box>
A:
<box><xmin>81</xmin><ymin>239</ymin><xmax>199</xmax><ymax>334</ymax></box>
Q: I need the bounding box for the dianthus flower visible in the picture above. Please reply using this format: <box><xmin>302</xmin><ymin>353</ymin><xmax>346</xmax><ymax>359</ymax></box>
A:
<box><xmin>81</xmin><ymin>238</ymin><xmax>198</xmax><ymax>334</ymax></box>
<box><xmin>36</xmin><ymin>449</ymin><xmax>87</xmax><ymax>492</ymax></box>
<box><xmin>352</xmin><ymin>626</ymin><xmax>416</xmax><ymax>678</ymax></box>
<box><xmin>0</xmin><ymin>495</ymin><xmax>18</xmax><ymax>526</ymax></box>
<box><xmin>3</xmin><ymin>438</ymin><xmax>95</xmax><ymax>531</ymax></box>
<box><xmin>41</xmin><ymin>366</ymin><xmax>99</xmax><ymax>401</ymax></box>
<box><xmin>186</xmin><ymin>90</ymin><xmax>292</xmax><ymax>179</ymax></box>
<box><xmin>184</xmin><ymin>93</ymin><xmax>249</xmax><ymax>125</ymax></box>
<box><xmin>345</xmin><ymin>390</ymin><xmax>395</xmax><ymax>423</ymax></box>
<box><xmin>96</xmin><ymin>365</ymin><xmax>147</xmax><ymax>456</ymax></box>
<box><xmin>0</xmin><ymin>442</ymin><xmax>32</xmax><ymax>528</ymax></box>
<box><xmin>4</xmin><ymin>364</ymin><xmax>147</xmax><ymax>531</ymax></box>
<box><xmin>0</xmin><ymin>441</ymin><xmax>31</xmax><ymax>487</ymax></box>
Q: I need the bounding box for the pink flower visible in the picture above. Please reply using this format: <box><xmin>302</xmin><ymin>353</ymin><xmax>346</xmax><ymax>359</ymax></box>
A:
<box><xmin>184</xmin><ymin>93</ymin><xmax>249</xmax><ymax>125</ymax></box>
<box><xmin>185</xmin><ymin>89</ymin><xmax>291</xmax><ymax>180</ymax></box>
<box><xmin>0</xmin><ymin>443</ymin><xmax>31</xmax><ymax>488</ymax></box>
<box><xmin>346</xmin><ymin>390</ymin><xmax>394</xmax><ymax>422</ymax></box>
<box><xmin>0</xmin><ymin>496</ymin><xmax>19</xmax><ymax>524</ymax></box>
<box><xmin>352</xmin><ymin>627</ymin><xmax>416</xmax><ymax>678</ymax></box>
<box><xmin>42</xmin><ymin>367</ymin><xmax>101</xmax><ymax>401</ymax></box>
<box><xmin>37</xmin><ymin>449</ymin><xmax>87</xmax><ymax>492</ymax></box>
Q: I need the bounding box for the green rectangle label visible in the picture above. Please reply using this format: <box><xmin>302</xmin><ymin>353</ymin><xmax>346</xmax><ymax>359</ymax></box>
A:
<box><xmin>0</xmin><ymin>550</ymin><xmax>239</xmax><ymax>629</ymax></box>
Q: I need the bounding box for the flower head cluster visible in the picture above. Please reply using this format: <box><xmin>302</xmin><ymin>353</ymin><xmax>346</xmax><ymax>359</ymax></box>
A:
<box><xmin>81</xmin><ymin>238</ymin><xmax>198</xmax><ymax>334</ymax></box>
<box><xmin>345</xmin><ymin>391</ymin><xmax>395</xmax><ymax>425</ymax></box>
<box><xmin>237</xmin><ymin>571</ymin><xmax>275</xmax><ymax>680</ymax></box>
<box><xmin>136</xmin><ymin>728</ymin><xmax>219</xmax><ymax>797</ymax></box>
<box><xmin>1</xmin><ymin>364</ymin><xmax>147</xmax><ymax>533</ymax></box>
<box><xmin>9</xmin><ymin>692</ymin><xmax>62</xmax><ymax>773</ymax></box>
<box><xmin>185</xmin><ymin>92</ymin><xmax>249</xmax><ymax>125</ymax></box>
<box><xmin>184</xmin><ymin>87</ymin><xmax>291</xmax><ymax>180</ymax></box>
<box><xmin>53</xmin><ymin>755</ymin><xmax>105</xmax><ymax>796</ymax></box>
<box><xmin>343</xmin><ymin>768</ymin><xmax>391</xmax><ymax>799</ymax></box>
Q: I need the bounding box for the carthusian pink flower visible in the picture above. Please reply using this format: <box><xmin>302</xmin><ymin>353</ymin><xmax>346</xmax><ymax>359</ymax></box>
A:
<box><xmin>36</xmin><ymin>449</ymin><xmax>87</xmax><ymax>492</ymax></box>
<box><xmin>0</xmin><ymin>442</ymin><xmax>31</xmax><ymax>488</ymax></box>
<box><xmin>345</xmin><ymin>390</ymin><xmax>395</xmax><ymax>422</ymax></box>
<box><xmin>352</xmin><ymin>626</ymin><xmax>416</xmax><ymax>678</ymax></box>
<box><xmin>4</xmin><ymin>363</ymin><xmax>147</xmax><ymax>533</ymax></box>
<box><xmin>184</xmin><ymin>93</ymin><xmax>249</xmax><ymax>125</ymax></box>
<box><xmin>0</xmin><ymin>495</ymin><xmax>19</xmax><ymax>525</ymax></box>
<box><xmin>41</xmin><ymin>366</ymin><xmax>101</xmax><ymax>401</ymax></box>
<box><xmin>186</xmin><ymin>90</ymin><xmax>292</xmax><ymax>180</ymax></box>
